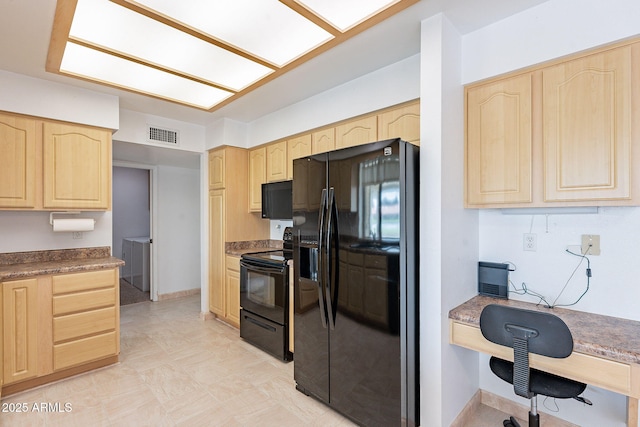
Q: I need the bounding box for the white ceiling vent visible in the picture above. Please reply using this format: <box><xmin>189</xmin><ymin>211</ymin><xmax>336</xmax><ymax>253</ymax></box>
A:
<box><xmin>147</xmin><ymin>125</ymin><xmax>179</xmax><ymax>145</ymax></box>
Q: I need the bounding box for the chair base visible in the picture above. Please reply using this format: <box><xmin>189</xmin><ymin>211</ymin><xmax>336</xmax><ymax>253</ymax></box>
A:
<box><xmin>502</xmin><ymin>411</ymin><xmax>539</xmax><ymax>427</ymax></box>
<box><xmin>503</xmin><ymin>416</ymin><xmax>521</xmax><ymax>427</ymax></box>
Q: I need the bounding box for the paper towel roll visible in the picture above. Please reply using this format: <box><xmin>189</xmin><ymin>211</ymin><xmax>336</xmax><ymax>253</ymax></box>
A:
<box><xmin>52</xmin><ymin>218</ymin><xmax>95</xmax><ymax>232</ymax></box>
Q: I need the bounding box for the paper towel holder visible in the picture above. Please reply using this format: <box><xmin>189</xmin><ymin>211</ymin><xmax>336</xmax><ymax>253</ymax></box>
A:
<box><xmin>49</xmin><ymin>211</ymin><xmax>96</xmax><ymax>232</ymax></box>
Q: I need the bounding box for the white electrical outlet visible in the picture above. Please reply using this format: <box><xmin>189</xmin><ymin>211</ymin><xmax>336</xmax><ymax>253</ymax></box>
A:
<box><xmin>523</xmin><ymin>233</ymin><xmax>537</xmax><ymax>251</ymax></box>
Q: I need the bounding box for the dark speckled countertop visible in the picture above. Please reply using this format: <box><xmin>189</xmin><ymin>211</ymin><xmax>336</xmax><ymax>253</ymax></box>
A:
<box><xmin>449</xmin><ymin>295</ymin><xmax>640</xmax><ymax>365</ymax></box>
<box><xmin>225</xmin><ymin>240</ymin><xmax>282</xmax><ymax>257</ymax></box>
<box><xmin>0</xmin><ymin>247</ymin><xmax>124</xmax><ymax>280</ymax></box>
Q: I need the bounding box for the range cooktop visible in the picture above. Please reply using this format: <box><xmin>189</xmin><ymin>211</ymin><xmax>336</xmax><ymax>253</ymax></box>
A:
<box><xmin>241</xmin><ymin>249</ymin><xmax>292</xmax><ymax>265</ymax></box>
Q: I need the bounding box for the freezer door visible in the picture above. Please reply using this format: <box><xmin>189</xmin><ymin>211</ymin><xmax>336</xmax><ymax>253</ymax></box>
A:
<box><xmin>327</xmin><ymin>139</ymin><xmax>404</xmax><ymax>425</ymax></box>
<box><xmin>293</xmin><ymin>154</ymin><xmax>330</xmax><ymax>403</ymax></box>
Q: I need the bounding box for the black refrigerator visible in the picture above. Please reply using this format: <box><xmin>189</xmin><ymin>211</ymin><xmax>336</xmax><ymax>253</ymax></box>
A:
<box><xmin>293</xmin><ymin>138</ymin><xmax>419</xmax><ymax>427</ymax></box>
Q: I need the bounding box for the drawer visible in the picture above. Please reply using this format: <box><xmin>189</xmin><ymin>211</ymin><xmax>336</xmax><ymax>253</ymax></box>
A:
<box><xmin>240</xmin><ymin>309</ymin><xmax>290</xmax><ymax>361</ymax></box>
<box><xmin>53</xmin><ymin>287</ymin><xmax>116</xmax><ymax>315</ymax></box>
<box><xmin>226</xmin><ymin>255</ymin><xmax>240</xmax><ymax>272</ymax></box>
<box><xmin>54</xmin><ymin>307</ymin><xmax>116</xmax><ymax>343</ymax></box>
<box><xmin>450</xmin><ymin>321</ymin><xmax>634</xmax><ymax>396</ymax></box>
<box><xmin>347</xmin><ymin>251</ymin><xmax>364</xmax><ymax>265</ymax></box>
<box><xmin>54</xmin><ymin>331</ymin><xmax>117</xmax><ymax>371</ymax></box>
<box><xmin>364</xmin><ymin>254</ymin><xmax>387</xmax><ymax>269</ymax></box>
<box><xmin>53</xmin><ymin>269</ymin><xmax>116</xmax><ymax>295</ymax></box>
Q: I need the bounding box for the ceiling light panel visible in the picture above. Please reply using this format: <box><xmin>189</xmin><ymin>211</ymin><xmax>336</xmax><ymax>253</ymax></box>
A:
<box><xmin>70</xmin><ymin>0</ymin><xmax>273</xmax><ymax>91</ymax></box>
<box><xmin>296</xmin><ymin>0</ymin><xmax>401</xmax><ymax>31</ymax></box>
<box><xmin>129</xmin><ymin>0</ymin><xmax>334</xmax><ymax>66</ymax></box>
<box><xmin>60</xmin><ymin>42</ymin><xmax>233</xmax><ymax>109</ymax></box>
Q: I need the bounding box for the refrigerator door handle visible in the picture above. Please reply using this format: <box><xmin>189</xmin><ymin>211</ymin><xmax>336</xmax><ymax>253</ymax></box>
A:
<box><xmin>317</xmin><ymin>188</ymin><xmax>329</xmax><ymax>329</ymax></box>
<box><xmin>325</xmin><ymin>187</ymin><xmax>338</xmax><ymax>330</ymax></box>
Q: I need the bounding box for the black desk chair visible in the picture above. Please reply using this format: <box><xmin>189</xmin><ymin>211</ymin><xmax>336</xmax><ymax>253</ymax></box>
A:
<box><xmin>479</xmin><ymin>304</ymin><xmax>590</xmax><ymax>427</ymax></box>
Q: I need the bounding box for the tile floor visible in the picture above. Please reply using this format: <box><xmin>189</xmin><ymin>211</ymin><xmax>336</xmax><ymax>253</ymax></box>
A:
<box><xmin>0</xmin><ymin>294</ymin><xmax>512</xmax><ymax>426</ymax></box>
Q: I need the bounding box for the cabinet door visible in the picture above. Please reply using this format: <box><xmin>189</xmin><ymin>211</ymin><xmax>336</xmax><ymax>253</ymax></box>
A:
<box><xmin>42</xmin><ymin>122</ymin><xmax>111</xmax><ymax>209</ymax></box>
<box><xmin>312</xmin><ymin>128</ymin><xmax>335</xmax><ymax>154</ymax></box>
<box><xmin>543</xmin><ymin>46</ymin><xmax>633</xmax><ymax>201</ymax></box>
<box><xmin>335</xmin><ymin>116</ymin><xmax>377</xmax><ymax>149</ymax></box>
<box><xmin>209</xmin><ymin>190</ymin><xmax>225</xmax><ymax>316</ymax></box>
<box><xmin>225</xmin><ymin>258</ymin><xmax>241</xmax><ymax>328</ymax></box>
<box><xmin>209</xmin><ymin>149</ymin><xmax>225</xmax><ymax>189</ymax></box>
<box><xmin>0</xmin><ymin>113</ymin><xmax>37</xmax><ymax>208</ymax></box>
<box><xmin>466</xmin><ymin>74</ymin><xmax>533</xmax><ymax>205</ymax></box>
<box><xmin>266</xmin><ymin>141</ymin><xmax>287</xmax><ymax>182</ymax></box>
<box><xmin>248</xmin><ymin>147</ymin><xmax>266</xmax><ymax>212</ymax></box>
<box><xmin>378</xmin><ymin>102</ymin><xmax>420</xmax><ymax>145</ymax></box>
<box><xmin>287</xmin><ymin>135</ymin><xmax>311</xmax><ymax>179</ymax></box>
<box><xmin>3</xmin><ymin>278</ymin><xmax>38</xmax><ymax>384</ymax></box>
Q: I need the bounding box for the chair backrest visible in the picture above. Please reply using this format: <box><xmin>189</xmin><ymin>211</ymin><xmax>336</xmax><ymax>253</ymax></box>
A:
<box><xmin>480</xmin><ymin>304</ymin><xmax>574</xmax><ymax>398</ymax></box>
<box><xmin>480</xmin><ymin>304</ymin><xmax>573</xmax><ymax>358</ymax></box>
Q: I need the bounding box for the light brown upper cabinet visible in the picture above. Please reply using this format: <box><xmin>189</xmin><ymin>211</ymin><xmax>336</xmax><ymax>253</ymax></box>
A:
<box><xmin>266</xmin><ymin>141</ymin><xmax>287</xmax><ymax>182</ymax></box>
<box><xmin>378</xmin><ymin>101</ymin><xmax>420</xmax><ymax>146</ymax></box>
<box><xmin>335</xmin><ymin>116</ymin><xmax>378</xmax><ymax>150</ymax></box>
<box><xmin>466</xmin><ymin>73</ymin><xmax>533</xmax><ymax>205</ymax></box>
<box><xmin>465</xmin><ymin>40</ymin><xmax>640</xmax><ymax>208</ymax></box>
<box><xmin>43</xmin><ymin>122</ymin><xmax>111</xmax><ymax>210</ymax></box>
<box><xmin>0</xmin><ymin>113</ymin><xmax>38</xmax><ymax>209</ymax></box>
<box><xmin>287</xmin><ymin>135</ymin><xmax>312</xmax><ymax>180</ymax></box>
<box><xmin>248</xmin><ymin>147</ymin><xmax>266</xmax><ymax>212</ymax></box>
<box><xmin>542</xmin><ymin>45</ymin><xmax>635</xmax><ymax>202</ymax></box>
<box><xmin>0</xmin><ymin>112</ymin><xmax>112</xmax><ymax>211</ymax></box>
<box><xmin>209</xmin><ymin>149</ymin><xmax>226</xmax><ymax>190</ymax></box>
<box><xmin>312</xmin><ymin>128</ymin><xmax>335</xmax><ymax>154</ymax></box>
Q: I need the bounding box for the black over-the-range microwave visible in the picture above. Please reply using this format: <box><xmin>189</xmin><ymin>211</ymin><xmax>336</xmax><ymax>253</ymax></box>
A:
<box><xmin>261</xmin><ymin>180</ymin><xmax>293</xmax><ymax>220</ymax></box>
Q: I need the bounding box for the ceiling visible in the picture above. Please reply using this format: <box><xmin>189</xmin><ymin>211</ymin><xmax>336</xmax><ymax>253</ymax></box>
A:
<box><xmin>0</xmin><ymin>0</ymin><xmax>549</xmax><ymax>126</ymax></box>
<box><xmin>47</xmin><ymin>0</ymin><xmax>420</xmax><ymax>112</ymax></box>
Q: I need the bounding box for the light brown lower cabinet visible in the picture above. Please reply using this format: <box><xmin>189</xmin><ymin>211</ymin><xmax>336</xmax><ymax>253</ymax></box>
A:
<box><xmin>1</xmin><ymin>268</ymin><xmax>119</xmax><ymax>395</ymax></box>
<box><xmin>225</xmin><ymin>255</ymin><xmax>241</xmax><ymax>328</ymax></box>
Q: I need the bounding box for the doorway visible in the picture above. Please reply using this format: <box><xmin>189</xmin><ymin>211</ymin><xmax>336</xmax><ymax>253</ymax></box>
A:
<box><xmin>112</xmin><ymin>164</ymin><xmax>156</xmax><ymax>305</ymax></box>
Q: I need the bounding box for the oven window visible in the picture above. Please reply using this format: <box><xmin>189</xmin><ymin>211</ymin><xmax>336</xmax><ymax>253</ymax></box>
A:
<box><xmin>247</xmin><ymin>271</ymin><xmax>276</xmax><ymax>307</ymax></box>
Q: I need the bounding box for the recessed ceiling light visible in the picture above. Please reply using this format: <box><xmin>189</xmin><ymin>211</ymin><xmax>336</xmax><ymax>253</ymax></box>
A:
<box><xmin>296</xmin><ymin>0</ymin><xmax>402</xmax><ymax>31</ymax></box>
<box><xmin>127</xmin><ymin>0</ymin><xmax>334</xmax><ymax>67</ymax></box>
<box><xmin>70</xmin><ymin>0</ymin><xmax>274</xmax><ymax>91</ymax></box>
<box><xmin>60</xmin><ymin>42</ymin><xmax>233</xmax><ymax>109</ymax></box>
<box><xmin>47</xmin><ymin>0</ymin><xmax>418</xmax><ymax>111</ymax></box>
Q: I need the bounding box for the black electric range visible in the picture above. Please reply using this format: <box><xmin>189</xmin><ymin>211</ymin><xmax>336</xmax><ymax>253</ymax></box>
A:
<box><xmin>238</xmin><ymin>227</ymin><xmax>293</xmax><ymax>361</ymax></box>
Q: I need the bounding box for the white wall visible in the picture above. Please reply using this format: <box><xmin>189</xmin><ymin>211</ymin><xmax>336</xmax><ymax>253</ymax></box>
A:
<box><xmin>155</xmin><ymin>165</ymin><xmax>201</xmax><ymax>296</ymax></box>
<box><xmin>205</xmin><ymin>117</ymin><xmax>249</xmax><ymax>150</ymax></box>
<box><xmin>0</xmin><ymin>70</ymin><xmax>119</xmax><ymax>129</ymax></box>
<box><xmin>269</xmin><ymin>220</ymin><xmax>293</xmax><ymax>240</ymax></box>
<box><xmin>115</xmin><ymin>109</ymin><xmax>206</xmax><ymax>152</ymax></box>
<box><xmin>246</xmin><ymin>54</ymin><xmax>420</xmax><ymax>146</ymax></box>
<box><xmin>0</xmin><ymin>211</ymin><xmax>111</xmax><ymax>253</ymax></box>
<box><xmin>462</xmin><ymin>0</ymin><xmax>640</xmax><ymax>84</ymax></box>
<box><xmin>112</xmin><ymin>167</ymin><xmax>150</xmax><ymax>262</ymax></box>
<box><xmin>420</xmin><ymin>14</ymin><xmax>480</xmax><ymax>427</ymax></box>
<box><xmin>459</xmin><ymin>0</ymin><xmax>640</xmax><ymax>425</ymax></box>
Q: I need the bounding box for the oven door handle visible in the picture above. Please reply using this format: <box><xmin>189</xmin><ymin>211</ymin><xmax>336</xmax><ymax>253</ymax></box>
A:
<box><xmin>317</xmin><ymin>188</ymin><xmax>329</xmax><ymax>329</ymax></box>
<box><xmin>240</xmin><ymin>260</ymin><xmax>286</xmax><ymax>275</ymax></box>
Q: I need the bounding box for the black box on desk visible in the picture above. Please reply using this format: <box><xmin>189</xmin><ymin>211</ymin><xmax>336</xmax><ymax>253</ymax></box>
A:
<box><xmin>478</xmin><ymin>262</ymin><xmax>509</xmax><ymax>298</ymax></box>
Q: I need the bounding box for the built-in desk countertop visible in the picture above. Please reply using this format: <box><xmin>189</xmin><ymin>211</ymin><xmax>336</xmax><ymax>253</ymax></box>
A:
<box><xmin>449</xmin><ymin>295</ymin><xmax>640</xmax><ymax>427</ymax></box>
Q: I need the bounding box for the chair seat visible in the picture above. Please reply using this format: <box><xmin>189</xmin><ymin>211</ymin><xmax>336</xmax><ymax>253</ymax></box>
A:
<box><xmin>490</xmin><ymin>357</ymin><xmax>587</xmax><ymax>399</ymax></box>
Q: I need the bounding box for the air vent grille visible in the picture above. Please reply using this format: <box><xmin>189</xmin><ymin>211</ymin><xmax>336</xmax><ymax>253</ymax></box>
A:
<box><xmin>148</xmin><ymin>126</ymin><xmax>179</xmax><ymax>145</ymax></box>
